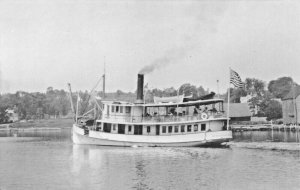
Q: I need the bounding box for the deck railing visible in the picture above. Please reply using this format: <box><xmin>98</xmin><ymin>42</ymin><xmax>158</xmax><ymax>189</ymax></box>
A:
<box><xmin>102</xmin><ymin>112</ymin><xmax>226</xmax><ymax>123</ymax></box>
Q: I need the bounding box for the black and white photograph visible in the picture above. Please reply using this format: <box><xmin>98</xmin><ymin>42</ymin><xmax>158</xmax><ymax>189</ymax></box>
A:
<box><xmin>0</xmin><ymin>0</ymin><xmax>300</xmax><ymax>189</ymax></box>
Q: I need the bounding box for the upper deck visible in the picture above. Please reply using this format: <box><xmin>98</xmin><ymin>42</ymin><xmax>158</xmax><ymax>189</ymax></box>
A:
<box><xmin>99</xmin><ymin>98</ymin><xmax>227</xmax><ymax>124</ymax></box>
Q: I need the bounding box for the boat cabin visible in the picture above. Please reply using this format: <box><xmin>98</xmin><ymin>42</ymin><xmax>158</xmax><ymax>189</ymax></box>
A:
<box><xmin>88</xmin><ymin>98</ymin><xmax>227</xmax><ymax>136</ymax></box>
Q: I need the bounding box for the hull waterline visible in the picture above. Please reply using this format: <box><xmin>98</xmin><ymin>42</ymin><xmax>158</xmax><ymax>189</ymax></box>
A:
<box><xmin>72</xmin><ymin>125</ymin><xmax>232</xmax><ymax>147</ymax></box>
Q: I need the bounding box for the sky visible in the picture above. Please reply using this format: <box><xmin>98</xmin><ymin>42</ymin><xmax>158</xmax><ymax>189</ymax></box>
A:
<box><xmin>0</xmin><ymin>0</ymin><xmax>300</xmax><ymax>94</ymax></box>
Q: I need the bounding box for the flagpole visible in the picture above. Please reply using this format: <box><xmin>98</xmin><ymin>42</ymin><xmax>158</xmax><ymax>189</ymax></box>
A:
<box><xmin>227</xmin><ymin>68</ymin><xmax>231</xmax><ymax>130</ymax></box>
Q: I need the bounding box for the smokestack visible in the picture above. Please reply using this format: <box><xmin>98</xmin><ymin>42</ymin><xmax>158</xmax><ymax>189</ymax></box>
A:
<box><xmin>136</xmin><ymin>74</ymin><xmax>144</xmax><ymax>104</ymax></box>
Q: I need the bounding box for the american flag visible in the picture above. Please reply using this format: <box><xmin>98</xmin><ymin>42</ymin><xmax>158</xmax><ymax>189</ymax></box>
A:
<box><xmin>230</xmin><ymin>69</ymin><xmax>244</xmax><ymax>88</ymax></box>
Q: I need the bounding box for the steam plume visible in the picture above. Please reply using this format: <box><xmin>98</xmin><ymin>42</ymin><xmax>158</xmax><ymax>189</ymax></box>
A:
<box><xmin>139</xmin><ymin>47</ymin><xmax>188</xmax><ymax>75</ymax></box>
<box><xmin>138</xmin><ymin>3</ymin><xmax>228</xmax><ymax>75</ymax></box>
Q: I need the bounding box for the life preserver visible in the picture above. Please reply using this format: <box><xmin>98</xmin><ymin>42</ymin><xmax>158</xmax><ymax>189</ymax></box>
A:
<box><xmin>201</xmin><ymin>113</ymin><xmax>208</xmax><ymax>120</ymax></box>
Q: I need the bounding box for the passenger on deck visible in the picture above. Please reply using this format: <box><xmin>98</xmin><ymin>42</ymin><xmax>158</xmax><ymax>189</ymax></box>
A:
<box><xmin>168</xmin><ymin>112</ymin><xmax>173</xmax><ymax>116</ymax></box>
<box><xmin>210</xmin><ymin>107</ymin><xmax>217</xmax><ymax>112</ymax></box>
<box><xmin>193</xmin><ymin>108</ymin><xmax>198</xmax><ymax>114</ymax></box>
<box><xmin>204</xmin><ymin>107</ymin><xmax>208</xmax><ymax>113</ymax></box>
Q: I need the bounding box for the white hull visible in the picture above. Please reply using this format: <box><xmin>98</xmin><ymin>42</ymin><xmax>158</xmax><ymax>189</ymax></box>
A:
<box><xmin>72</xmin><ymin>124</ymin><xmax>232</xmax><ymax>147</ymax></box>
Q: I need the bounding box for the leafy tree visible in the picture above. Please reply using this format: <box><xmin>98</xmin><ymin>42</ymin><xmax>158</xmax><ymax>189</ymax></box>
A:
<box><xmin>230</xmin><ymin>88</ymin><xmax>247</xmax><ymax>103</ymax></box>
<box><xmin>116</xmin><ymin>90</ymin><xmax>124</xmax><ymax>97</ymax></box>
<box><xmin>196</xmin><ymin>86</ymin><xmax>207</xmax><ymax>97</ymax></box>
<box><xmin>178</xmin><ymin>83</ymin><xmax>198</xmax><ymax>98</ymax></box>
<box><xmin>0</xmin><ymin>104</ymin><xmax>9</xmax><ymax>123</ymax></box>
<box><xmin>264</xmin><ymin>100</ymin><xmax>282</xmax><ymax>120</ymax></box>
<box><xmin>162</xmin><ymin>87</ymin><xmax>177</xmax><ymax>97</ymax></box>
<box><xmin>268</xmin><ymin>77</ymin><xmax>296</xmax><ymax>99</ymax></box>
<box><xmin>245</xmin><ymin>78</ymin><xmax>265</xmax><ymax>96</ymax></box>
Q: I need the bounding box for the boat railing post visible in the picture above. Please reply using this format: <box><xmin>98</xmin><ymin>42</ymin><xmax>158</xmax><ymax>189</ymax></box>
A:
<box><xmin>284</xmin><ymin>124</ymin><xmax>287</xmax><ymax>142</ymax></box>
<box><xmin>271</xmin><ymin>120</ymin><xmax>273</xmax><ymax>142</ymax></box>
<box><xmin>296</xmin><ymin>125</ymin><xmax>300</xmax><ymax>142</ymax></box>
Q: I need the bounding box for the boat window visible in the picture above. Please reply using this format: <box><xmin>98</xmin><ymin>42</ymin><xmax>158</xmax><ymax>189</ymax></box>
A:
<box><xmin>174</xmin><ymin>126</ymin><xmax>179</xmax><ymax>133</ymax></box>
<box><xmin>120</xmin><ymin>106</ymin><xmax>123</xmax><ymax>113</ymax></box>
<box><xmin>168</xmin><ymin>126</ymin><xmax>172</xmax><ymax>133</ymax></box>
<box><xmin>128</xmin><ymin>125</ymin><xmax>132</xmax><ymax>132</ymax></box>
<box><xmin>147</xmin><ymin>126</ymin><xmax>151</xmax><ymax>133</ymax></box>
<box><xmin>162</xmin><ymin>126</ymin><xmax>166</xmax><ymax>133</ymax></box>
<box><xmin>126</xmin><ymin>106</ymin><xmax>131</xmax><ymax>113</ymax></box>
<box><xmin>134</xmin><ymin>125</ymin><xmax>143</xmax><ymax>135</ymax></box>
<box><xmin>187</xmin><ymin>125</ymin><xmax>192</xmax><ymax>132</ymax></box>
<box><xmin>96</xmin><ymin>122</ymin><xmax>101</xmax><ymax>131</ymax></box>
<box><xmin>111</xmin><ymin>106</ymin><xmax>115</xmax><ymax>113</ymax></box>
<box><xmin>118</xmin><ymin>124</ymin><xmax>125</xmax><ymax>134</ymax></box>
<box><xmin>201</xmin><ymin>124</ymin><xmax>206</xmax><ymax>131</ymax></box>
<box><xmin>116</xmin><ymin>106</ymin><xmax>119</xmax><ymax>112</ymax></box>
<box><xmin>106</xmin><ymin>105</ymin><xmax>110</xmax><ymax>115</ymax></box>
<box><xmin>103</xmin><ymin>123</ymin><xmax>111</xmax><ymax>133</ymax></box>
<box><xmin>194</xmin><ymin>124</ymin><xmax>198</xmax><ymax>132</ymax></box>
<box><xmin>181</xmin><ymin>125</ymin><xmax>185</xmax><ymax>132</ymax></box>
<box><xmin>156</xmin><ymin>125</ymin><xmax>160</xmax><ymax>135</ymax></box>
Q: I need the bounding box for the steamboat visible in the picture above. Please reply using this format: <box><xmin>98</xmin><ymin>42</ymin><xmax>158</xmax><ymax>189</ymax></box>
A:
<box><xmin>72</xmin><ymin>74</ymin><xmax>232</xmax><ymax>147</ymax></box>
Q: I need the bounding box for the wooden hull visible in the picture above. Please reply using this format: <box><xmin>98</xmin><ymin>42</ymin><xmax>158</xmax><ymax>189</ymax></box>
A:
<box><xmin>72</xmin><ymin>125</ymin><xmax>232</xmax><ymax>147</ymax></box>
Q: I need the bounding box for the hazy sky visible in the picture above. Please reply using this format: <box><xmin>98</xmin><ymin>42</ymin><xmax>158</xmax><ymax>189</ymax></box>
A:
<box><xmin>1</xmin><ymin>0</ymin><xmax>300</xmax><ymax>94</ymax></box>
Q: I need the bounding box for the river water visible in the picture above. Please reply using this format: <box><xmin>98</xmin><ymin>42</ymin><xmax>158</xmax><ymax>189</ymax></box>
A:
<box><xmin>0</xmin><ymin>127</ymin><xmax>300</xmax><ymax>190</ymax></box>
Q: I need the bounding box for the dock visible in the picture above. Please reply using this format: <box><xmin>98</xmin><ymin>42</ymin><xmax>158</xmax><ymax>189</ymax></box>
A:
<box><xmin>231</xmin><ymin>124</ymin><xmax>300</xmax><ymax>132</ymax></box>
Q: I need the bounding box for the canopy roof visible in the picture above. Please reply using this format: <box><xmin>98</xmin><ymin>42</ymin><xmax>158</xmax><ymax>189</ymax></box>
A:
<box><xmin>144</xmin><ymin>98</ymin><xmax>224</xmax><ymax>107</ymax></box>
<box><xmin>153</xmin><ymin>95</ymin><xmax>184</xmax><ymax>104</ymax></box>
<box><xmin>102</xmin><ymin>98</ymin><xmax>224</xmax><ymax>107</ymax></box>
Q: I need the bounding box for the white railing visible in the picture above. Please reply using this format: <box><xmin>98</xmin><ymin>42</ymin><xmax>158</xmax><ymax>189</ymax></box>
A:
<box><xmin>102</xmin><ymin>112</ymin><xmax>226</xmax><ymax>124</ymax></box>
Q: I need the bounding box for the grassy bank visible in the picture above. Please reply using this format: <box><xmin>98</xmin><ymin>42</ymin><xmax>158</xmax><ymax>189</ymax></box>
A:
<box><xmin>9</xmin><ymin>118</ymin><xmax>74</xmax><ymax>129</ymax></box>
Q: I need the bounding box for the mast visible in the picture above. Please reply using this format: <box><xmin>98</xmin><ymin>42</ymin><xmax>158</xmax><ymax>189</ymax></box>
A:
<box><xmin>67</xmin><ymin>83</ymin><xmax>76</xmax><ymax>116</ymax></box>
<box><xmin>102</xmin><ymin>57</ymin><xmax>106</xmax><ymax>99</ymax></box>
<box><xmin>76</xmin><ymin>92</ymin><xmax>80</xmax><ymax>122</ymax></box>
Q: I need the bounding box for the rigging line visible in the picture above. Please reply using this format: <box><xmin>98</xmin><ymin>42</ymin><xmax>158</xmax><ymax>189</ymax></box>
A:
<box><xmin>81</xmin><ymin>77</ymin><xmax>103</xmax><ymax>115</ymax></box>
<box><xmin>82</xmin><ymin>108</ymin><xmax>95</xmax><ymax>116</ymax></box>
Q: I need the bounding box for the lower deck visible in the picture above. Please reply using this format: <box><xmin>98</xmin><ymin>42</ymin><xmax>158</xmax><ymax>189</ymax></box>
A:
<box><xmin>86</xmin><ymin>119</ymin><xmax>227</xmax><ymax>136</ymax></box>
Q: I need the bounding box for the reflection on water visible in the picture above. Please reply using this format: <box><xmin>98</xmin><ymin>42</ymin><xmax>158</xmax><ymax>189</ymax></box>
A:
<box><xmin>0</xmin><ymin>128</ymin><xmax>300</xmax><ymax>190</ymax></box>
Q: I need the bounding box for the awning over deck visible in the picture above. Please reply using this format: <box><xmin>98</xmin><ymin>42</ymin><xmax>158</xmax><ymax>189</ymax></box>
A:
<box><xmin>153</xmin><ymin>95</ymin><xmax>184</xmax><ymax>104</ymax></box>
<box><xmin>144</xmin><ymin>98</ymin><xmax>224</xmax><ymax>108</ymax></box>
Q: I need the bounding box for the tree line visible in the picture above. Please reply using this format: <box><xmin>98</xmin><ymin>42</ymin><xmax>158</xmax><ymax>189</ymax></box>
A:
<box><xmin>0</xmin><ymin>76</ymin><xmax>297</xmax><ymax>123</ymax></box>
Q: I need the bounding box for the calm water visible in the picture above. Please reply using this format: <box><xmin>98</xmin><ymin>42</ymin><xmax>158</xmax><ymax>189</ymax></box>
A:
<box><xmin>0</xmin><ymin>128</ymin><xmax>300</xmax><ymax>190</ymax></box>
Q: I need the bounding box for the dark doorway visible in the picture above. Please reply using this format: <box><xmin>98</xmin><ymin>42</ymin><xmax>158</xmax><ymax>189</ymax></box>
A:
<box><xmin>201</xmin><ymin>123</ymin><xmax>206</xmax><ymax>131</ymax></box>
<box><xmin>103</xmin><ymin>123</ymin><xmax>111</xmax><ymax>133</ymax></box>
<box><xmin>134</xmin><ymin>125</ymin><xmax>143</xmax><ymax>135</ymax></box>
<box><xmin>156</xmin><ymin>125</ymin><xmax>160</xmax><ymax>135</ymax></box>
<box><xmin>118</xmin><ymin>124</ymin><xmax>125</xmax><ymax>134</ymax></box>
